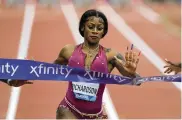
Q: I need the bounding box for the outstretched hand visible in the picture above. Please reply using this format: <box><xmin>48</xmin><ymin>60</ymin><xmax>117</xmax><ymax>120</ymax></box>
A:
<box><xmin>114</xmin><ymin>44</ymin><xmax>141</xmax><ymax>75</ymax></box>
<box><xmin>164</xmin><ymin>59</ymin><xmax>181</xmax><ymax>74</ymax></box>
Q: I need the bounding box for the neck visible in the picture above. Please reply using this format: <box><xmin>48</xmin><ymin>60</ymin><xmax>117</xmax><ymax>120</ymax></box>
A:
<box><xmin>83</xmin><ymin>41</ymin><xmax>99</xmax><ymax>50</ymax></box>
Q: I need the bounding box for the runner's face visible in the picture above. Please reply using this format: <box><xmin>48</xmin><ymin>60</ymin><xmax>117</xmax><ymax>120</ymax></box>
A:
<box><xmin>83</xmin><ymin>16</ymin><xmax>104</xmax><ymax>45</ymax></box>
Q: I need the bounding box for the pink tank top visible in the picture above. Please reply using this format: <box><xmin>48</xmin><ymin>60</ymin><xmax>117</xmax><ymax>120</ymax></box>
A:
<box><xmin>65</xmin><ymin>44</ymin><xmax>108</xmax><ymax>113</ymax></box>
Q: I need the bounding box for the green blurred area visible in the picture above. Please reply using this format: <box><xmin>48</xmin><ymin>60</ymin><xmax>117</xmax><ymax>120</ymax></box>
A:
<box><xmin>144</xmin><ymin>0</ymin><xmax>181</xmax><ymax>37</ymax></box>
<box><xmin>0</xmin><ymin>0</ymin><xmax>180</xmax><ymax>37</ymax></box>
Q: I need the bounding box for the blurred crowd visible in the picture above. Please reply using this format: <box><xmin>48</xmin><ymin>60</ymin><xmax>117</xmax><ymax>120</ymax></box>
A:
<box><xmin>0</xmin><ymin>0</ymin><xmax>181</xmax><ymax>7</ymax></box>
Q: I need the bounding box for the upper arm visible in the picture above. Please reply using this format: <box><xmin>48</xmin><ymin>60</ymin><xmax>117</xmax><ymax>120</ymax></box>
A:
<box><xmin>54</xmin><ymin>44</ymin><xmax>75</xmax><ymax>65</ymax></box>
<box><xmin>54</xmin><ymin>49</ymin><xmax>67</xmax><ymax>65</ymax></box>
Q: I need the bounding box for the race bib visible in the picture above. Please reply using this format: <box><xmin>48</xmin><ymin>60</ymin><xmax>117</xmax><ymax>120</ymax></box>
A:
<box><xmin>72</xmin><ymin>82</ymin><xmax>99</xmax><ymax>102</ymax></box>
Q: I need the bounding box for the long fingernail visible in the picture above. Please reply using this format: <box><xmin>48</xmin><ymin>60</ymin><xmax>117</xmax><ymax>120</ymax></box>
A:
<box><xmin>131</xmin><ymin>44</ymin><xmax>134</xmax><ymax>50</ymax></box>
<box><xmin>138</xmin><ymin>51</ymin><xmax>141</xmax><ymax>56</ymax></box>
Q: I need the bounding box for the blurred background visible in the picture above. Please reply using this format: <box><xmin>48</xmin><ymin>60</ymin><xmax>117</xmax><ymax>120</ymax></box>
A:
<box><xmin>0</xmin><ymin>0</ymin><xmax>181</xmax><ymax>119</ymax></box>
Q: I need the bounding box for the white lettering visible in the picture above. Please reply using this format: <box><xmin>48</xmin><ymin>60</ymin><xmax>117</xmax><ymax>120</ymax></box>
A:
<box><xmin>84</xmin><ymin>70</ymin><xmax>93</xmax><ymax>80</ymax></box>
<box><xmin>0</xmin><ymin>62</ymin><xmax>19</xmax><ymax>76</ymax></box>
<box><xmin>65</xmin><ymin>68</ymin><xmax>72</xmax><ymax>78</ymax></box>
<box><xmin>30</xmin><ymin>66</ymin><xmax>39</xmax><ymax>77</ymax></box>
<box><xmin>28</xmin><ymin>64</ymin><xmax>73</xmax><ymax>78</ymax></box>
<box><xmin>5</xmin><ymin>63</ymin><xmax>10</xmax><ymax>73</ymax></box>
<box><xmin>11</xmin><ymin>66</ymin><xmax>19</xmax><ymax>76</ymax></box>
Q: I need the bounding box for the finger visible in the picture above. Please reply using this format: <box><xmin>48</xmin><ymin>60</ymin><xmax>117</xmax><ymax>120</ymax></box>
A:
<box><xmin>132</xmin><ymin>52</ymin><xmax>137</xmax><ymax>63</ymax></box>
<box><xmin>164</xmin><ymin>58</ymin><xmax>169</xmax><ymax>62</ymax></box>
<box><xmin>164</xmin><ymin>68</ymin><xmax>170</xmax><ymax>73</ymax></box>
<box><xmin>131</xmin><ymin>44</ymin><xmax>134</xmax><ymax>50</ymax></box>
<box><xmin>167</xmin><ymin>69</ymin><xmax>173</xmax><ymax>74</ymax></box>
<box><xmin>125</xmin><ymin>45</ymin><xmax>130</xmax><ymax>58</ymax></box>
<box><xmin>128</xmin><ymin>51</ymin><xmax>133</xmax><ymax>61</ymax></box>
<box><xmin>164</xmin><ymin>58</ymin><xmax>175</xmax><ymax>65</ymax></box>
<box><xmin>164</xmin><ymin>65</ymin><xmax>170</xmax><ymax>68</ymax></box>
<box><xmin>164</xmin><ymin>68</ymin><xmax>171</xmax><ymax>73</ymax></box>
<box><xmin>125</xmin><ymin>51</ymin><xmax>129</xmax><ymax>61</ymax></box>
<box><xmin>136</xmin><ymin>57</ymin><xmax>139</xmax><ymax>65</ymax></box>
<box><xmin>164</xmin><ymin>58</ymin><xmax>170</xmax><ymax>64</ymax></box>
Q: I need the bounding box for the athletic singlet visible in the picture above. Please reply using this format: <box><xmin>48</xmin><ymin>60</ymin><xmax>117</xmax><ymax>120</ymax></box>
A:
<box><xmin>65</xmin><ymin>43</ymin><xmax>109</xmax><ymax>113</ymax></box>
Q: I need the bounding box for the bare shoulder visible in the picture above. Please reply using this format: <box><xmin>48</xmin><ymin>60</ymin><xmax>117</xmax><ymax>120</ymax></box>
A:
<box><xmin>59</xmin><ymin>44</ymin><xmax>76</xmax><ymax>59</ymax></box>
<box><xmin>63</xmin><ymin>44</ymin><xmax>75</xmax><ymax>52</ymax></box>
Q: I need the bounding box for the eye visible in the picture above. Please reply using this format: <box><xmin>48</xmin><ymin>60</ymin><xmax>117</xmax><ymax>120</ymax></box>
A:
<box><xmin>97</xmin><ymin>26</ymin><xmax>104</xmax><ymax>31</ymax></box>
<box><xmin>88</xmin><ymin>24</ymin><xmax>94</xmax><ymax>29</ymax></box>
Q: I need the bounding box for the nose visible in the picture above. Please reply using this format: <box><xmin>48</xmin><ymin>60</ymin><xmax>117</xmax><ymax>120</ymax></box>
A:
<box><xmin>92</xmin><ymin>28</ymin><xmax>98</xmax><ymax>34</ymax></box>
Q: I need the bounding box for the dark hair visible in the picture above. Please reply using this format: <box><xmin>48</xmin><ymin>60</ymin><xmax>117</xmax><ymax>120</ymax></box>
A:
<box><xmin>79</xmin><ymin>9</ymin><xmax>108</xmax><ymax>38</ymax></box>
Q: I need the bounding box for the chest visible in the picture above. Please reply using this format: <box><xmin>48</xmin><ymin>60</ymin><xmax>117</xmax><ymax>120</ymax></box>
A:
<box><xmin>68</xmin><ymin>48</ymin><xmax>108</xmax><ymax>73</ymax></box>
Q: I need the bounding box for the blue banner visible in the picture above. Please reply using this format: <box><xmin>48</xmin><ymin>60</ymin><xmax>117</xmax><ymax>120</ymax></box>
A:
<box><xmin>0</xmin><ymin>58</ymin><xmax>181</xmax><ymax>85</ymax></box>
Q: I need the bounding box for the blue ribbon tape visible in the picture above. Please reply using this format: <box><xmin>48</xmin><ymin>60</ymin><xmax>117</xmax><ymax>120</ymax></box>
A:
<box><xmin>0</xmin><ymin>58</ymin><xmax>181</xmax><ymax>85</ymax></box>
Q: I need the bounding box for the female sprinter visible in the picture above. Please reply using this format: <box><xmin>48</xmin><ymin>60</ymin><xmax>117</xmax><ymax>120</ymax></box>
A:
<box><xmin>2</xmin><ymin>9</ymin><xmax>141</xmax><ymax>119</ymax></box>
<box><xmin>54</xmin><ymin>9</ymin><xmax>141</xmax><ymax>119</ymax></box>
